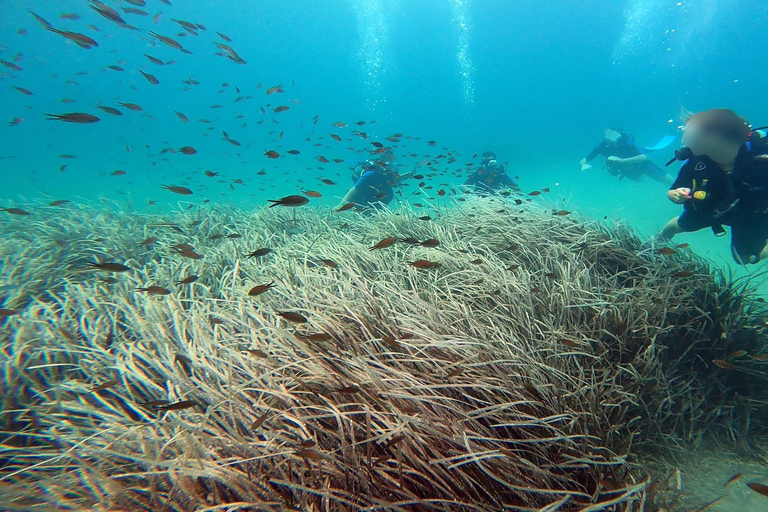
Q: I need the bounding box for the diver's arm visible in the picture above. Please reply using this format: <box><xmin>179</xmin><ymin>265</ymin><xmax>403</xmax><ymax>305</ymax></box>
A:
<box><xmin>336</xmin><ymin>186</ymin><xmax>359</xmax><ymax>209</ymax></box>
<box><xmin>617</xmin><ymin>154</ymin><xmax>649</xmax><ymax>164</ymax></box>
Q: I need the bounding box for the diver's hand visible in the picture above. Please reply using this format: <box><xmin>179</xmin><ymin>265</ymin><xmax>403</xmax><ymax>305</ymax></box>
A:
<box><xmin>580</xmin><ymin>162</ymin><xmax>592</xmax><ymax>171</ymax></box>
<box><xmin>668</xmin><ymin>187</ymin><xmax>691</xmax><ymax>204</ymax></box>
<box><xmin>607</xmin><ymin>156</ymin><xmax>622</xmax><ymax>164</ymax></box>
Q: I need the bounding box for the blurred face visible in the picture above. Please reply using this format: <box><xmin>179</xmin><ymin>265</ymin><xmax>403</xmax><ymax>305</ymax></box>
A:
<box><xmin>604</xmin><ymin>129</ymin><xmax>621</xmax><ymax>142</ymax></box>
<box><xmin>682</xmin><ymin>121</ymin><xmax>741</xmax><ymax>165</ymax></box>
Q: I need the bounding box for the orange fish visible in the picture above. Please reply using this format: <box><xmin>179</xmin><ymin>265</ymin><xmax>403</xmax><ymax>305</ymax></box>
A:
<box><xmin>303</xmin><ymin>190</ymin><xmax>322</xmax><ymax>198</ymax></box>
<box><xmin>370</xmin><ymin>237</ymin><xmax>397</xmax><ymax>250</ymax></box>
<box><xmin>264</xmin><ymin>150</ymin><xmax>279</xmax><ymax>159</ymax></box>
<box><xmin>337</xmin><ymin>202</ymin><xmax>355</xmax><ymax>212</ymax></box>
<box><xmin>248</xmin><ymin>282</ymin><xmax>276</xmax><ymax>296</ymax></box>
<box><xmin>410</xmin><ymin>260</ymin><xmax>441</xmax><ymax>269</ymax></box>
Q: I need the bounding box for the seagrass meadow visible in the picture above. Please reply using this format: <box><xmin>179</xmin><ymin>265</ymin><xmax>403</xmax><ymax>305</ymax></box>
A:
<box><xmin>2</xmin><ymin>195</ymin><xmax>768</xmax><ymax>511</ymax></box>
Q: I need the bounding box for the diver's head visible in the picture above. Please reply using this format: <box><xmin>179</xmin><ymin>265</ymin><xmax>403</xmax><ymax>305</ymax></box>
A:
<box><xmin>681</xmin><ymin>109</ymin><xmax>749</xmax><ymax>166</ymax></box>
<box><xmin>378</xmin><ymin>150</ymin><xmax>396</xmax><ymax>166</ymax></box>
<box><xmin>604</xmin><ymin>128</ymin><xmax>623</xmax><ymax>143</ymax></box>
<box><xmin>481</xmin><ymin>151</ymin><xmax>496</xmax><ymax>166</ymax></box>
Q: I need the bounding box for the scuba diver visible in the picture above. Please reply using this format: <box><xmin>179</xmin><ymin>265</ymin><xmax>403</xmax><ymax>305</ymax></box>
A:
<box><xmin>656</xmin><ymin>108</ymin><xmax>768</xmax><ymax>265</ymax></box>
<box><xmin>580</xmin><ymin>127</ymin><xmax>675</xmax><ymax>185</ymax></box>
<box><xmin>464</xmin><ymin>151</ymin><xmax>519</xmax><ymax>194</ymax></box>
<box><xmin>335</xmin><ymin>151</ymin><xmax>410</xmax><ymax>210</ymax></box>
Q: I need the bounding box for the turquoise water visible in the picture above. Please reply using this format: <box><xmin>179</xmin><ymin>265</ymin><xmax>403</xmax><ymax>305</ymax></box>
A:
<box><xmin>1</xmin><ymin>0</ymin><xmax>767</xmax><ymax>287</ymax></box>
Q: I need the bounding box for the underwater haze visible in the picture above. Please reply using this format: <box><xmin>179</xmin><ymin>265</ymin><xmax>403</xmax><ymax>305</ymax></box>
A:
<box><xmin>3</xmin><ymin>0</ymin><xmax>768</xmax><ymax>279</ymax></box>
<box><xmin>5</xmin><ymin>2</ymin><xmax>768</xmax><ymax>510</ymax></box>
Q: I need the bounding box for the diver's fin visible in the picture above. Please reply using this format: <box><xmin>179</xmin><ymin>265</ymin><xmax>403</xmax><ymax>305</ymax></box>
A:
<box><xmin>644</xmin><ymin>135</ymin><xmax>676</xmax><ymax>152</ymax></box>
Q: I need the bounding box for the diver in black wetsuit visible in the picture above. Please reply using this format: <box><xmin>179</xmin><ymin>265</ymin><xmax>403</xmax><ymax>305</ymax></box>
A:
<box><xmin>657</xmin><ymin>109</ymin><xmax>768</xmax><ymax>265</ymax></box>
<box><xmin>464</xmin><ymin>151</ymin><xmax>519</xmax><ymax>194</ymax></box>
<box><xmin>581</xmin><ymin>128</ymin><xmax>673</xmax><ymax>185</ymax></box>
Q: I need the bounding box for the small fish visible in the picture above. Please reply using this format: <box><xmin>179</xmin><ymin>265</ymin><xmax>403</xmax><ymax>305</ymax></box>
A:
<box><xmin>319</xmin><ymin>259</ymin><xmax>337</xmax><ymax>268</ymax></box>
<box><xmin>247</xmin><ymin>349</ymin><xmax>268</xmax><ymax>358</ymax></box>
<box><xmin>419</xmin><ymin>238</ymin><xmax>439</xmax><ymax>247</ymax></box>
<box><xmin>95</xmin><ymin>105</ymin><xmax>122</xmax><ymax>116</ymax></box>
<box><xmin>148</xmin><ymin>31</ymin><xmax>183</xmax><ymax>50</ymax></box>
<box><xmin>13</xmin><ymin>86</ymin><xmax>33</xmax><ymax>96</ymax></box>
<box><xmin>410</xmin><ymin>260</ymin><xmax>441</xmax><ymax>269</ymax></box>
<box><xmin>139</xmin><ymin>70</ymin><xmax>159</xmax><ymax>84</ymax></box>
<box><xmin>337</xmin><ymin>202</ymin><xmax>355</xmax><ymax>212</ymax></box>
<box><xmin>273</xmin><ymin>105</ymin><xmax>290</xmax><ymax>113</ymax></box>
<box><xmin>671</xmin><ymin>271</ymin><xmax>694</xmax><ymax>278</ymax></box>
<box><xmin>252</xmin><ymin>412</ymin><xmax>269</xmax><ymax>430</ymax></box>
<box><xmin>277</xmin><ymin>311</ymin><xmax>308</xmax><ymax>323</ymax></box>
<box><xmin>303</xmin><ymin>190</ymin><xmax>322</xmax><ymax>198</ymax></box>
<box><xmin>469</xmin><ymin>258</ymin><xmax>483</xmax><ymax>265</ymax></box>
<box><xmin>90</xmin><ymin>378</ymin><xmax>120</xmax><ymax>392</ymax></box>
<box><xmin>266</xmin><ymin>84</ymin><xmax>283</xmax><ymax>95</ymax></box>
<box><xmin>176</xmin><ymin>250</ymin><xmax>203</xmax><ymax>260</ymax></box>
<box><xmin>286</xmin><ymin>149</ymin><xmax>300</xmax><ymax>155</ymax></box>
<box><xmin>300</xmin><ymin>333</ymin><xmax>333</xmax><ymax>341</ymax></box>
<box><xmin>111</xmin><ymin>170</ymin><xmax>126</xmax><ymax>176</ymax></box>
<box><xmin>248</xmin><ymin>282</ymin><xmax>276</xmax><ymax>296</ymax></box>
<box><xmin>176</xmin><ymin>275</ymin><xmax>198</xmax><ymax>285</ymax></box>
<box><xmin>136</xmin><ymin>286</ymin><xmax>171</xmax><ymax>295</ymax></box>
<box><xmin>0</xmin><ymin>207</ymin><xmax>31</xmax><ymax>216</ymax></box>
<box><xmin>87</xmin><ymin>262</ymin><xmax>130</xmax><ymax>272</ymax></box>
<box><xmin>138</xmin><ymin>237</ymin><xmax>158</xmax><ymax>247</ymax></box>
<box><xmin>49</xmin><ymin>200</ymin><xmax>71</xmax><ymax>206</ymax></box>
<box><xmin>528</xmin><ymin>190</ymin><xmax>541</xmax><ymax>196</ymax></box>
<box><xmin>152</xmin><ymin>400</ymin><xmax>197</xmax><ymax>411</ymax></box>
<box><xmin>225</xmin><ymin>233</ymin><xmax>242</xmax><ymax>239</ymax></box>
<box><xmin>45</xmin><ymin>112</ymin><xmax>100</xmax><ymax>123</ymax></box>
<box><xmin>268</xmin><ymin>195</ymin><xmax>309</xmax><ymax>207</ymax></box>
<box><xmin>264</xmin><ymin>150</ymin><xmax>280</xmax><ymax>159</ymax></box>
<box><xmin>295</xmin><ymin>449</ymin><xmax>325</xmax><ymax>460</ymax></box>
<box><xmin>204</xmin><ymin>170</ymin><xmax>218</xmax><ymax>177</ymax></box>
<box><xmin>446</xmin><ymin>367</ymin><xmax>463</xmax><ymax>378</ymax></box>
<box><xmin>118</xmin><ymin>102</ymin><xmax>143</xmax><ymax>111</ymax></box>
<box><xmin>724</xmin><ymin>473</ymin><xmax>743</xmax><ymax>486</ymax></box>
<box><xmin>0</xmin><ymin>308</ymin><xmax>18</xmax><ymax>317</ymax></box>
<box><xmin>747</xmin><ymin>482</ymin><xmax>768</xmax><ymax>497</ymax></box>
<box><xmin>712</xmin><ymin>359</ymin><xmax>736</xmax><ymax>370</ymax></box>
<box><xmin>44</xmin><ymin>26</ymin><xmax>99</xmax><ymax>49</ymax></box>
<box><xmin>656</xmin><ymin>247</ymin><xmax>676</xmax><ymax>255</ymax></box>
<box><xmin>319</xmin><ymin>178</ymin><xmax>337</xmax><ymax>185</ymax></box>
<box><xmin>162</xmin><ymin>184</ymin><xmax>193</xmax><ymax>195</ymax></box>
<box><xmin>247</xmin><ymin>248</ymin><xmax>271</xmax><ymax>258</ymax></box>
<box><xmin>179</xmin><ymin>146</ymin><xmax>197</xmax><ymax>155</ymax></box>
<box><xmin>370</xmin><ymin>237</ymin><xmax>397</xmax><ymax>250</ymax></box>
<box><xmin>559</xmin><ymin>339</ymin><xmax>576</xmax><ymax>348</ymax></box>
<box><xmin>417</xmin><ymin>215</ymin><xmax>432</xmax><ymax>221</ymax></box>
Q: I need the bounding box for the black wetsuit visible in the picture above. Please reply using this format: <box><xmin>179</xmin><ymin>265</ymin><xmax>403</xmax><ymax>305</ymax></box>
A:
<box><xmin>671</xmin><ymin>143</ymin><xmax>768</xmax><ymax>261</ymax></box>
<box><xmin>465</xmin><ymin>163</ymin><xmax>517</xmax><ymax>193</ymax></box>
<box><xmin>585</xmin><ymin>135</ymin><xmax>669</xmax><ymax>182</ymax></box>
